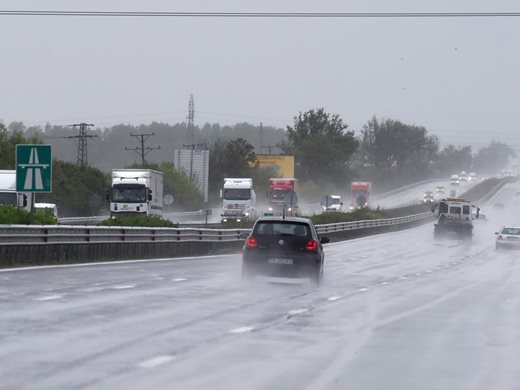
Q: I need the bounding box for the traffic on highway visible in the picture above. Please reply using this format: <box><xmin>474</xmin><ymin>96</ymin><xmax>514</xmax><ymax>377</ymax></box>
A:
<box><xmin>1</xmin><ymin>181</ymin><xmax>520</xmax><ymax>389</ymax></box>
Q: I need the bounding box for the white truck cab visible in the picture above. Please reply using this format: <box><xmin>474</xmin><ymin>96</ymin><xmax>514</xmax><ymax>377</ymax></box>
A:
<box><xmin>221</xmin><ymin>178</ymin><xmax>256</xmax><ymax>220</ymax></box>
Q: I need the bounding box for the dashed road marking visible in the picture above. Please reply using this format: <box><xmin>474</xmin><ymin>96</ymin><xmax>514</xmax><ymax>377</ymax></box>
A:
<box><xmin>229</xmin><ymin>326</ymin><xmax>255</xmax><ymax>334</ymax></box>
<box><xmin>380</xmin><ymin>281</ymin><xmax>390</xmax><ymax>285</ymax></box>
<box><xmin>111</xmin><ymin>285</ymin><xmax>135</xmax><ymax>290</ymax></box>
<box><xmin>288</xmin><ymin>308</ymin><xmax>309</xmax><ymax>315</ymax></box>
<box><xmin>172</xmin><ymin>278</ymin><xmax>188</xmax><ymax>282</ymax></box>
<box><xmin>328</xmin><ymin>296</ymin><xmax>341</xmax><ymax>301</ymax></box>
<box><xmin>35</xmin><ymin>295</ymin><xmax>63</xmax><ymax>301</ymax></box>
<box><xmin>358</xmin><ymin>287</ymin><xmax>369</xmax><ymax>292</ymax></box>
<box><xmin>137</xmin><ymin>355</ymin><xmax>175</xmax><ymax>368</ymax></box>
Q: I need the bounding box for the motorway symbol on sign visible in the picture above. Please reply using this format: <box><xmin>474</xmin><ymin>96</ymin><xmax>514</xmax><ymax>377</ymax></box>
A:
<box><xmin>16</xmin><ymin>145</ymin><xmax>52</xmax><ymax>193</ymax></box>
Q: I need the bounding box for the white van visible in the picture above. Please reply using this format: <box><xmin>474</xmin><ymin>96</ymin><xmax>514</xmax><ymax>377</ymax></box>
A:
<box><xmin>34</xmin><ymin>203</ymin><xmax>58</xmax><ymax>218</ymax></box>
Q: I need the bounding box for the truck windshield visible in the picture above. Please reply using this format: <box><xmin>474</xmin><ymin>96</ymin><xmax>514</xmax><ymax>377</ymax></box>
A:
<box><xmin>111</xmin><ymin>185</ymin><xmax>147</xmax><ymax>203</ymax></box>
<box><xmin>269</xmin><ymin>189</ymin><xmax>288</xmax><ymax>201</ymax></box>
<box><xmin>0</xmin><ymin>192</ymin><xmax>17</xmax><ymax>206</ymax></box>
<box><xmin>223</xmin><ymin>188</ymin><xmax>250</xmax><ymax>200</ymax></box>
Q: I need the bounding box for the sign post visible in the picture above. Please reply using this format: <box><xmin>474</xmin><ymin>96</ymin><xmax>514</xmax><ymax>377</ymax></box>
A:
<box><xmin>16</xmin><ymin>145</ymin><xmax>52</xmax><ymax>221</ymax></box>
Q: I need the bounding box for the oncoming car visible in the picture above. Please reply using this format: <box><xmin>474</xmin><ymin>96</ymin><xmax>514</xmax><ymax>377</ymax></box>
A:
<box><xmin>495</xmin><ymin>226</ymin><xmax>520</xmax><ymax>250</ymax></box>
<box><xmin>242</xmin><ymin>216</ymin><xmax>329</xmax><ymax>285</ymax></box>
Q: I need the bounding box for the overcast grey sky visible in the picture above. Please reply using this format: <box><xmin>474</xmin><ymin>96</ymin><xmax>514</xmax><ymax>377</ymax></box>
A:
<box><xmin>1</xmin><ymin>0</ymin><xmax>519</xmax><ymax>150</ymax></box>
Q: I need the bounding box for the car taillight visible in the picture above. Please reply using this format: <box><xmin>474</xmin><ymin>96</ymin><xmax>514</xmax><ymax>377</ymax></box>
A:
<box><xmin>246</xmin><ymin>236</ymin><xmax>257</xmax><ymax>248</ymax></box>
<box><xmin>498</xmin><ymin>235</ymin><xmax>503</xmax><ymax>241</ymax></box>
<box><xmin>305</xmin><ymin>239</ymin><xmax>318</xmax><ymax>252</ymax></box>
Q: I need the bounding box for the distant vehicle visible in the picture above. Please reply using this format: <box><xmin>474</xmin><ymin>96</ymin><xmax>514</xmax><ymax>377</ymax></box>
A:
<box><xmin>469</xmin><ymin>172</ymin><xmax>477</xmax><ymax>181</ymax></box>
<box><xmin>435</xmin><ymin>186</ymin><xmax>445</xmax><ymax>195</ymax></box>
<box><xmin>349</xmin><ymin>182</ymin><xmax>371</xmax><ymax>211</ymax></box>
<box><xmin>321</xmin><ymin>195</ymin><xmax>343</xmax><ymax>211</ymax></box>
<box><xmin>242</xmin><ymin>216</ymin><xmax>329</xmax><ymax>285</ymax></box>
<box><xmin>109</xmin><ymin>169</ymin><xmax>163</xmax><ymax>217</ymax></box>
<box><xmin>221</xmin><ymin>209</ymin><xmax>248</xmax><ymax>223</ymax></box>
<box><xmin>459</xmin><ymin>171</ymin><xmax>468</xmax><ymax>182</ymax></box>
<box><xmin>34</xmin><ymin>203</ymin><xmax>58</xmax><ymax>218</ymax></box>
<box><xmin>423</xmin><ymin>191</ymin><xmax>435</xmax><ymax>204</ymax></box>
<box><xmin>0</xmin><ymin>170</ymin><xmax>32</xmax><ymax>211</ymax></box>
<box><xmin>432</xmin><ymin>197</ymin><xmax>480</xmax><ymax>239</ymax></box>
<box><xmin>221</xmin><ymin>178</ymin><xmax>257</xmax><ymax>220</ymax></box>
<box><xmin>450</xmin><ymin>174</ymin><xmax>460</xmax><ymax>186</ymax></box>
<box><xmin>267</xmin><ymin>178</ymin><xmax>298</xmax><ymax>216</ymax></box>
<box><xmin>495</xmin><ymin>226</ymin><xmax>520</xmax><ymax>250</ymax></box>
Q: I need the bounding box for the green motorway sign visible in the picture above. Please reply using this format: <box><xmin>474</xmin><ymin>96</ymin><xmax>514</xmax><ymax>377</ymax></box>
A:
<box><xmin>16</xmin><ymin>144</ymin><xmax>52</xmax><ymax>193</ymax></box>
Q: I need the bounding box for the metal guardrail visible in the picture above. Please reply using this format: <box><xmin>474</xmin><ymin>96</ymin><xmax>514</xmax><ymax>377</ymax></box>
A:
<box><xmin>315</xmin><ymin>212</ymin><xmax>432</xmax><ymax>234</ymax></box>
<box><xmin>0</xmin><ymin>212</ymin><xmax>433</xmax><ymax>245</ymax></box>
<box><xmin>0</xmin><ymin>225</ymin><xmax>249</xmax><ymax>244</ymax></box>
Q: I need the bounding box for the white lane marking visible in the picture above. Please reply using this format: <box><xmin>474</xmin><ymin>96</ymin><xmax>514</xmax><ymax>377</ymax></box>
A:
<box><xmin>357</xmin><ymin>287</ymin><xmax>369</xmax><ymax>292</ymax></box>
<box><xmin>288</xmin><ymin>308</ymin><xmax>309</xmax><ymax>315</ymax></box>
<box><xmin>327</xmin><ymin>296</ymin><xmax>341</xmax><ymax>301</ymax></box>
<box><xmin>399</xmin><ymin>276</ymin><xmax>408</xmax><ymax>280</ymax></box>
<box><xmin>229</xmin><ymin>326</ymin><xmax>255</xmax><ymax>334</ymax></box>
<box><xmin>0</xmin><ymin>254</ymin><xmax>235</xmax><ymax>273</ymax></box>
<box><xmin>111</xmin><ymin>285</ymin><xmax>135</xmax><ymax>290</ymax></box>
<box><xmin>35</xmin><ymin>294</ymin><xmax>63</xmax><ymax>301</ymax></box>
<box><xmin>415</xmin><ymin>273</ymin><xmax>422</xmax><ymax>276</ymax></box>
<box><xmin>380</xmin><ymin>281</ymin><xmax>390</xmax><ymax>285</ymax></box>
<box><xmin>425</xmin><ymin>270</ymin><xmax>433</xmax><ymax>273</ymax></box>
<box><xmin>172</xmin><ymin>278</ymin><xmax>188</xmax><ymax>282</ymax></box>
<box><xmin>137</xmin><ymin>355</ymin><xmax>175</xmax><ymax>368</ymax></box>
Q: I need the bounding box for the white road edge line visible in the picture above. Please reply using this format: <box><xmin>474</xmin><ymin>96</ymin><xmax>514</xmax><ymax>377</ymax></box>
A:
<box><xmin>0</xmin><ymin>254</ymin><xmax>235</xmax><ymax>273</ymax></box>
<box><xmin>137</xmin><ymin>355</ymin><xmax>175</xmax><ymax>368</ymax></box>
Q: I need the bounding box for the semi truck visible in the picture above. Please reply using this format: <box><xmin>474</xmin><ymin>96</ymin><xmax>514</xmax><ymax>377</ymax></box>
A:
<box><xmin>221</xmin><ymin>178</ymin><xmax>257</xmax><ymax>221</ymax></box>
<box><xmin>349</xmin><ymin>182</ymin><xmax>371</xmax><ymax>211</ymax></box>
<box><xmin>0</xmin><ymin>170</ymin><xmax>32</xmax><ymax>211</ymax></box>
<box><xmin>109</xmin><ymin>169</ymin><xmax>163</xmax><ymax>217</ymax></box>
<box><xmin>267</xmin><ymin>178</ymin><xmax>298</xmax><ymax>216</ymax></box>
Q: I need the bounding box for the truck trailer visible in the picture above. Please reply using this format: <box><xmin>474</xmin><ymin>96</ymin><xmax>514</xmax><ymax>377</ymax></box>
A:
<box><xmin>0</xmin><ymin>170</ymin><xmax>32</xmax><ymax>211</ymax></box>
<box><xmin>109</xmin><ymin>169</ymin><xmax>163</xmax><ymax>217</ymax></box>
<box><xmin>349</xmin><ymin>182</ymin><xmax>371</xmax><ymax>211</ymax></box>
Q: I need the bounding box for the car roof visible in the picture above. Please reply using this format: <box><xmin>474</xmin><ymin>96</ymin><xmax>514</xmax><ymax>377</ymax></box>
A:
<box><xmin>255</xmin><ymin>216</ymin><xmax>313</xmax><ymax>224</ymax></box>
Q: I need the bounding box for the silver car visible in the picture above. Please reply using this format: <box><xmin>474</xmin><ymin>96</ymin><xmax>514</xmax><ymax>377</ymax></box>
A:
<box><xmin>495</xmin><ymin>226</ymin><xmax>520</xmax><ymax>250</ymax></box>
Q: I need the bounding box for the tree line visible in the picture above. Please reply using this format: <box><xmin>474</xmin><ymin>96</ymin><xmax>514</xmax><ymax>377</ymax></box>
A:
<box><xmin>1</xmin><ymin>111</ymin><xmax>516</xmax><ymax>215</ymax></box>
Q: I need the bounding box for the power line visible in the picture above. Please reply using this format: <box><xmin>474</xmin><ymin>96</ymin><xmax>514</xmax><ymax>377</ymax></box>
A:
<box><xmin>1</xmin><ymin>11</ymin><xmax>520</xmax><ymax>18</ymax></box>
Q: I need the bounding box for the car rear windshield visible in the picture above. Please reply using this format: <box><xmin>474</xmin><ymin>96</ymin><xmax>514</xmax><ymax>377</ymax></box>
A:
<box><xmin>254</xmin><ymin>222</ymin><xmax>311</xmax><ymax>238</ymax></box>
<box><xmin>502</xmin><ymin>227</ymin><xmax>520</xmax><ymax>235</ymax></box>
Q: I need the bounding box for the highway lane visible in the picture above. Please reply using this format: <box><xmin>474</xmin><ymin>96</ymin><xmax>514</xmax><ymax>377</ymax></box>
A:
<box><xmin>1</xmin><ymin>185</ymin><xmax>519</xmax><ymax>390</ymax></box>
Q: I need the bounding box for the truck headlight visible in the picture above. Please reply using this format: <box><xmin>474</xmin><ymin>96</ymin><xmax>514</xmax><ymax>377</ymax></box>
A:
<box><xmin>268</xmin><ymin>207</ymin><xmax>273</xmax><ymax>211</ymax></box>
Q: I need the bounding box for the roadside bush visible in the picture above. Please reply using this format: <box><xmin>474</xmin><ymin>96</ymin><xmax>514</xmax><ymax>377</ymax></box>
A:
<box><xmin>0</xmin><ymin>205</ymin><xmax>58</xmax><ymax>225</ymax></box>
<box><xmin>100</xmin><ymin>214</ymin><xmax>178</xmax><ymax>228</ymax></box>
<box><xmin>309</xmin><ymin>208</ymin><xmax>385</xmax><ymax>225</ymax></box>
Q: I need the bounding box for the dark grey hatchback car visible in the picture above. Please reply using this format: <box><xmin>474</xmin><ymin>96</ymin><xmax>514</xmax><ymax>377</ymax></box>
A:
<box><xmin>242</xmin><ymin>216</ymin><xmax>329</xmax><ymax>285</ymax></box>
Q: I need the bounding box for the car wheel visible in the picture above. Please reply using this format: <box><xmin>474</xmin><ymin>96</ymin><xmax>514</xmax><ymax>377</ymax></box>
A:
<box><xmin>241</xmin><ymin>263</ymin><xmax>255</xmax><ymax>281</ymax></box>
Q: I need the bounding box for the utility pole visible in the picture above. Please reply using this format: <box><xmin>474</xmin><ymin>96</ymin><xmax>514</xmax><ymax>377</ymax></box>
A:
<box><xmin>262</xmin><ymin>145</ymin><xmax>275</xmax><ymax>155</ymax></box>
<box><xmin>183</xmin><ymin>142</ymin><xmax>204</xmax><ymax>180</ymax></box>
<box><xmin>68</xmin><ymin>123</ymin><xmax>96</xmax><ymax>166</ymax></box>
<box><xmin>187</xmin><ymin>94</ymin><xmax>195</xmax><ymax>144</ymax></box>
<box><xmin>259</xmin><ymin>122</ymin><xmax>264</xmax><ymax>153</ymax></box>
<box><xmin>125</xmin><ymin>133</ymin><xmax>160</xmax><ymax>166</ymax></box>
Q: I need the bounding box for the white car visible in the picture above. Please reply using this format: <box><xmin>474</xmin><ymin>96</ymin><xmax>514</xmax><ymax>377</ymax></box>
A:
<box><xmin>495</xmin><ymin>226</ymin><xmax>520</xmax><ymax>250</ymax></box>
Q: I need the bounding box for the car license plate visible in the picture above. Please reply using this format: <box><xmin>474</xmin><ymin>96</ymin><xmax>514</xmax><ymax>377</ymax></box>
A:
<box><xmin>268</xmin><ymin>258</ymin><xmax>293</xmax><ymax>265</ymax></box>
